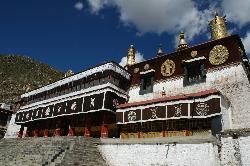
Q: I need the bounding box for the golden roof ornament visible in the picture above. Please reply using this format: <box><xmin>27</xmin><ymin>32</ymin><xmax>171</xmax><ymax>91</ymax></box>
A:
<box><xmin>178</xmin><ymin>32</ymin><xmax>188</xmax><ymax>50</ymax></box>
<box><xmin>209</xmin><ymin>12</ymin><xmax>228</xmax><ymax>40</ymax></box>
<box><xmin>65</xmin><ymin>69</ymin><xmax>74</xmax><ymax>77</ymax></box>
<box><xmin>126</xmin><ymin>44</ymin><xmax>136</xmax><ymax>66</ymax></box>
<box><xmin>157</xmin><ymin>44</ymin><xmax>164</xmax><ymax>57</ymax></box>
<box><xmin>24</xmin><ymin>83</ymin><xmax>32</xmax><ymax>92</ymax></box>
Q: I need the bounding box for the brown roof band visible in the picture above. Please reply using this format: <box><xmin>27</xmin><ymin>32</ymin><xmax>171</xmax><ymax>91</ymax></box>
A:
<box><xmin>117</xmin><ymin>89</ymin><xmax>219</xmax><ymax>109</ymax></box>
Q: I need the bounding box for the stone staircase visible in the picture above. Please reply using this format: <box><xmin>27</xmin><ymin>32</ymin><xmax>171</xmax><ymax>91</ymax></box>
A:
<box><xmin>0</xmin><ymin>137</ymin><xmax>108</xmax><ymax>166</ymax></box>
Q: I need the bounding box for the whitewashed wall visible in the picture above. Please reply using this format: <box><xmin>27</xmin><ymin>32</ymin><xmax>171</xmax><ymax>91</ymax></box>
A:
<box><xmin>100</xmin><ymin>143</ymin><xmax>220</xmax><ymax>166</ymax></box>
<box><xmin>4</xmin><ymin>114</ymin><xmax>21</xmax><ymax>138</ymax></box>
<box><xmin>239</xmin><ymin>136</ymin><xmax>250</xmax><ymax>166</ymax></box>
<box><xmin>128</xmin><ymin>64</ymin><xmax>250</xmax><ymax>129</ymax></box>
<box><xmin>220</xmin><ymin>137</ymin><xmax>241</xmax><ymax>166</ymax></box>
<box><xmin>220</xmin><ymin>136</ymin><xmax>250</xmax><ymax>166</ymax></box>
<box><xmin>100</xmin><ymin>136</ymin><xmax>250</xmax><ymax>166</ymax></box>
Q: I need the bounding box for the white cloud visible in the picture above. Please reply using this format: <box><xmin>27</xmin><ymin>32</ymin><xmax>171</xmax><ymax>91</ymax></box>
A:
<box><xmin>221</xmin><ymin>0</ymin><xmax>250</xmax><ymax>27</ymax></box>
<box><xmin>87</xmin><ymin>0</ymin><xmax>214</xmax><ymax>40</ymax></box>
<box><xmin>87</xmin><ymin>0</ymin><xmax>110</xmax><ymax>13</ymax></box>
<box><xmin>74</xmin><ymin>1</ymin><xmax>84</xmax><ymax>11</ymax></box>
<box><xmin>242</xmin><ymin>32</ymin><xmax>250</xmax><ymax>54</ymax></box>
<box><xmin>86</xmin><ymin>0</ymin><xmax>250</xmax><ymax>45</ymax></box>
<box><xmin>119</xmin><ymin>51</ymin><xmax>145</xmax><ymax>67</ymax></box>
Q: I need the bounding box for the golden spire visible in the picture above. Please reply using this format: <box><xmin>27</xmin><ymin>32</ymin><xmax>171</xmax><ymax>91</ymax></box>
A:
<box><xmin>65</xmin><ymin>69</ymin><xmax>74</xmax><ymax>77</ymax></box>
<box><xmin>209</xmin><ymin>12</ymin><xmax>228</xmax><ymax>40</ymax></box>
<box><xmin>178</xmin><ymin>32</ymin><xmax>188</xmax><ymax>50</ymax></box>
<box><xmin>126</xmin><ymin>44</ymin><xmax>136</xmax><ymax>66</ymax></box>
<box><xmin>157</xmin><ymin>44</ymin><xmax>164</xmax><ymax>57</ymax></box>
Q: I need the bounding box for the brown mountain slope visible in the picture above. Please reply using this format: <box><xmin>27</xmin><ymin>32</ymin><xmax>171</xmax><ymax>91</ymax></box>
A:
<box><xmin>0</xmin><ymin>55</ymin><xmax>64</xmax><ymax>103</ymax></box>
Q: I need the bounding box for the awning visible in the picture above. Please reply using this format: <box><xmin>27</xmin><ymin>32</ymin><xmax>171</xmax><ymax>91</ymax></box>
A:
<box><xmin>116</xmin><ymin>89</ymin><xmax>221</xmax><ymax>124</ymax></box>
<box><xmin>15</xmin><ymin>91</ymin><xmax>126</xmax><ymax>124</ymax></box>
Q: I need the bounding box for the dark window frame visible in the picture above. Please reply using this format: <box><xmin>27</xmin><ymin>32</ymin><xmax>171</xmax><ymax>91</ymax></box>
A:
<box><xmin>139</xmin><ymin>71</ymin><xmax>154</xmax><ymax>95</ymax></box>
<box><xmin>183</xmin><ymin>59</ymin><xmax>206</xmax><ymax>86</ymax></box>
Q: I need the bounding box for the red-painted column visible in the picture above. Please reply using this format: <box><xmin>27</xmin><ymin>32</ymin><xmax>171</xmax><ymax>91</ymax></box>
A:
<box><xmin>55</xmin><ymin>128</ymin><xmax>61</xmax><ymax>136</ymax></box>
<box><xmin>18</xmin><ymin>131</ymin><xmax>23</xmax><ymax>138</ymax></box>
<box><xmin>101</xmin><ymin>125</ymin><xmax>108</xmax><ymax>138</ymax></box>
<box><xmin>33</xmin><ymin>130</ymin><xmax>39</xmax><ymax>137</ymax></box>
<box><xmin>101</xmin><ymin>112</ymin><xmax>109</xmax><ymax>138</ymax></box>
<box><xmin>84</xmin><ymin>127</ymin><xmax>90</xmax><ymax>137</ymax></box>
<box><xmin>138</xmin><ymin>131</ymin><xmax>141</xmax><ymax>138</ymax></box>
<box><xmin>44</xmin><ymin>129</ymin><xmax>49</xmax><ymax>137</ymax></box>
<box><xmin>25</xmin><ymin>131</ymin><xmax>30</xmax><ymax>137</ymax></box>
<box><xmin>163</xmin><ymin>130</ymin><xmax>167</xmax><ymax>137</ymax></box>
<box><xmin>84</xmin><ymin>115</ymin><xmax>91</xmax><ymax>137</ymax></box>
<box><xmin>68</xmin><ymin>126</ymin><xmax>75</xmax><ymax>136</ymax></box>
<box><xmin>18</xmin><ymin>125</ymin><xmax>24</xmax><ymax>138</ymax></box>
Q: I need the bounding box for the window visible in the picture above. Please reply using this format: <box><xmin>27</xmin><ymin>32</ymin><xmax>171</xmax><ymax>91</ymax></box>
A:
<box><xmin>183</xmin><ymin>59</ymin><xmax>206</xmax><ymax>86</ymax></box>
<box><xmin>139</xmin><ymin>71</ymin><xmax>154</xmax><ymax>95</ymax></box>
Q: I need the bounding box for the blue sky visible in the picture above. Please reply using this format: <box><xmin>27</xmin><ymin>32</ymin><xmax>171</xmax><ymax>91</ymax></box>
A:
<box><xmin>0</xmin><ymin>0</ymin><xmax>250</xmax><ymax>73</ymax></box>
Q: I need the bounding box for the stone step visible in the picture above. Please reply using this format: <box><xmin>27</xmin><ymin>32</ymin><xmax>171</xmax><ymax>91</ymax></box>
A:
<box><xmin>0</xmin><ymin>137</ymin><xmax>108</xmax><ymax>166</ymax></box>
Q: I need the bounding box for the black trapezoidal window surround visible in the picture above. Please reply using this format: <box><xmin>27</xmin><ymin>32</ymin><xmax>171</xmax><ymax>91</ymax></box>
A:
<box><xmin>139</xmin><ymin>70</ymin><xmax>154</xmax><ymax>95</ymax></box>
<box><xmin>183</xmin><ymin>57</ymin><xmax>206</xmax><ymax>86</ymax></box>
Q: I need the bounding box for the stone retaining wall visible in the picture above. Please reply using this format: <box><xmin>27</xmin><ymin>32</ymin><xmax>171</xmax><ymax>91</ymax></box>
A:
<box><xmin>99</xmin><ymin>135</ymin><xmax>250</xmax><ymax>166</ymax></box>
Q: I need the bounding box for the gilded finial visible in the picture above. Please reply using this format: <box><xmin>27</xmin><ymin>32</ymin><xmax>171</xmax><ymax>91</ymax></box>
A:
<box><xmin>157</xmin><ymin>44</ymin><xmax>164</xmax><ymax>57</ymax></box>
<box><xmin>126</xmin><ymin>44</ymin><xmax>136</xmax><ymax>66</ymax></box>
<box><xmin>65</xmin><ymin>69</ymin><xmax>74</xmax><ymax>77</ymax></box>
<box><xmin>178</xmin><ymin>32</ymin><xmax>188</xmax><ymax>50</ymax></box>
<box><xmin>209</xmin><ymin>12</ymin><xmax>228</xmax><ymax>40</ymax></box>
<box><xmin>23</xmin><ymin>83</ymin><xmax>32</xmax><ymax>92</ymax></box>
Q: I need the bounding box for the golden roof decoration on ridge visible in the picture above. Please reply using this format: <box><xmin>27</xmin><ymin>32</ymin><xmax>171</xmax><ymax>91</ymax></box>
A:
<box><xmin>178</xmin><ymin>32</ymin><xmax>188</xmax><ymax>50</ymax></box>
<box><xmin>126</xmin><ymin>44</ymin><xmax>136</xmax><ymax>66</ymax></box>
<box><xmin>209</xmin><ymin>12</ymin><xmax>228</xmax><ymax>40</ymax></box>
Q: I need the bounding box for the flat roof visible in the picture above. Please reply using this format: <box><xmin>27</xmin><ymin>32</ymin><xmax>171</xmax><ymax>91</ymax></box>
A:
<box><xmin>21</xmin><ymin>61</ymin><xmax>130</xmax><ymax>98</ymax></box>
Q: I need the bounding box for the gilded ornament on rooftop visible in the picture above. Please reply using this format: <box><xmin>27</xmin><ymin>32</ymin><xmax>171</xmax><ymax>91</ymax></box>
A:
<box><xmin>178</xmin><ymin>32</ymin><xmax>188</xmax><ymax>50</ymax></box>
<box><xmin>65</xmin><ymin>70</ymin><xmax>74</xmax><ymax>77</ymax></box>
<box><xmin>157</xmin><ymin>44</ymin><xmax>164</xmax><ymax>57</ymax></box>
<box><xmin>161</xmin><ymin>59</ymin><xmax>175</xmax><ymax>77</ymax></box>
<box><xmin>127</xmin><ymin>45</ymin><xmax>136</xmax><ymax>66</ymax></box>
<box><xmin>134</xmin><ymin>67</ymin><xmax>139</xmax><ymax>73</ymax></box>
<box><xmin>23</xmin><ymin>83</ymin><xmax>32</xmax><ymax>92</ymax></box>
<box><xmin>191</xmin><ymin>51</ymin><xmax>198</xmax><ymax>58</ymax></box>
<box><xmin>209</xmin><ymin>45</ymin><xmax>229</xmax><ymax>65</ymax></box>
<box><xmin>144</xmin><ymin>64</ymin><xmax>150</xmax><ymax>70</ymax></box>
<box><xmin>209</xmin><ymin>12</ymin><xmax>228</xmax><ymax>40</ymax></box>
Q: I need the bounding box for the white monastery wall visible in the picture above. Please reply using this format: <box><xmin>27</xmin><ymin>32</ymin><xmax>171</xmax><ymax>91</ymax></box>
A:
<box><xmin>100</xmin><ymin>143</ymin><xmax>220</xmax><ymax>166</ymax></box>
<box><xmin>220</xmin><ymin>137</ymin><xmax>241</xmax><ymax>166</ymax></box>
<box><xmin>220</xmin><ymin>136</ymin><xmax>250</xmax><ymax>166</ymax></box>
<box><xmin>100</xmin><ymin>136</ymin><xmax>250</xmax><ymax>166</ymax></box>
<box><xmin>128</xmin><ymin>63</ymin><xmax>250</xmax><ymax>129</ymax></box>
<box><xmin>238</xmin><ymin>136</ymin><xmax>250</xmax><ymax>166</ymax></box>
<box><xmin>4</xmin><ymin>113</ymin><xmax>21</xmax><ymax>138</ymax></box>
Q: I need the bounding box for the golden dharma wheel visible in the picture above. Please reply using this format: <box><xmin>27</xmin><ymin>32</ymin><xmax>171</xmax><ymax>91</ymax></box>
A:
<box><xmin>161</xmin><ymin>59</ymin><xmax>175</xmax><ymax>77</ymax></box>
<box><xmin>209</xmin><ymin>45</ymin><xmax>229</xmax><ymax>65</ymax></box>
<box><xmin>133</xmin><ymin>68</ymin><xmax>139</xmax><ymax>74</ymax></box>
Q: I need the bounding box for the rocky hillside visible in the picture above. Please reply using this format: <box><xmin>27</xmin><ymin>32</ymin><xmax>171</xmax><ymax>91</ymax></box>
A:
<box><xmin>0</xmin><ymin>55</ymin><xmax>64</xmax><ymax>103</ymax></box>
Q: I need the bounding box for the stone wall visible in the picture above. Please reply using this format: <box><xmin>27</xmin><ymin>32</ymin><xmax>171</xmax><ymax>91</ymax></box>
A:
<box><xmin>128</xmin><ymin>63</ymin><xmax>250</xmax><ymax>129</ymax></box>
<box><xmin>220</xmin><ymin>136</ymin><xmax>250</xmax><ymax>166</ymax></box>
<box><xmin>100</xmin><ymin>143</ymin><xmax>220</xmax><ymax>166</ymax></box>
<box><xmin>100</xmin><ymin>136</ymin><xmax>250</xmax><ymax>166</ymax></box>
